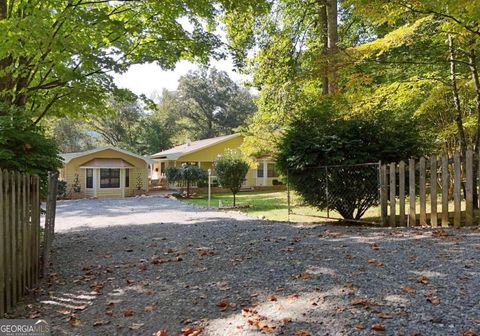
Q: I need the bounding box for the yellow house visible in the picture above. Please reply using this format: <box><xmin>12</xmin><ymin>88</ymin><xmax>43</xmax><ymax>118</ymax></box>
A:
<box><xmin>150</xmin><ymin>134</ymin><xmax>280</xmax><ymax>187</ymax></box>
<box><xmin>60</xmin><ymin>147</ymin><xmax>152</xmax><ymax>198</ymax></box>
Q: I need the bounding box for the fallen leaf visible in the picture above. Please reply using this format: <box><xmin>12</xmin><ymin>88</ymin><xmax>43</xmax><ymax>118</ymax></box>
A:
<box><xmin>181</xmin><ymin>327</ymin><xmax>202</xmax><ymax>336</ymax></box>
<box><xmin>216</xmin><ymin>300</ymin><xmax>229</xmax><ymax>311</ymax></box>
<box><xmin>241</xmin><ymin>308</ymin><xmax>257</xmax><ymax>317</ymax></box>
<box><xmin>123</xmin><ymin>309</ymin><xmax>135</xmax><ymax>317</ymax></box>
<box><xmin>93</xmin><ymin>320</ymin><xmax>110</xmax><ymax>327</ymax></box>
<box><xmin>282</xmin><ymin>317</ymin><xmax>292</xmax><ymax>324</ymax></box>
<box><xmin>350</xmin><ymin>298</ymin><xmax>369</xmax><ymax>306</ymax></box>
<box><xmin>416</xmin><ymin>275</ymin><xmax>429</xmax><ymax>284</ymax></box>
<box><xmin>154</xmin><ymin>330</ymin><xmax>168</xmax><ymax>336</ymax></box>
<box><xmin>463</xmin><ymin>330</ymin><xmax>477</xmax><ymax>336</ymax></box>
<box><xmin>372</xmin><ymin>324</ymin><xmax>385</xmax><ymax>332</ymax></box>
<box><xmin>354</xmin><ymin>323</ymin><xmax>365</xmax><ymax>330</ymax></box>
<box><xmin>295</xmin><ymin>330</ymin><xmax>312</xmax><ymax>336</ymax></box>
<box><xmin>378</xmin><ymin>312</ymin><xmax>393</xmax><ymax>319</ymax></box>
<box><xmin>258</xmin><ymin>322</ymin><xmax>276</xmax><ymax>333</ymax></box>
<box><xmin>69</xmin><ymin>317</ymin><xmax>81</xmax><ymax>327</ymax></box>
<box><xmin>401</xmin><ymin>286</ymin><xmax>416</xmax><ymax>293</ymax></box>
<box><xmin>267</xmin><ymin>294</ymin><xmax>277</xmax><ymax>301</ymax></box>
<box><xmin>144</xmin><ymin>306</ymin><xmax>154</xmax><ymax>312</ymax></box>
<box><xmin>129</xmin><ymin>323</ymin><xmax>144</xmax><ymax>330</ymax></box>
<box><xmin>427</xmin><ymin>297</ymin><xmax>441</xmax><ymax>305</ymax></box>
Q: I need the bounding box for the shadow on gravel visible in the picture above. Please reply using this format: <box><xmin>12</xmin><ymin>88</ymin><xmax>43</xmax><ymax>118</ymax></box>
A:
<box><xmin>34</xmin><ymin>217</ymin><xmax>480</xmax><ymax>336</ymax></box>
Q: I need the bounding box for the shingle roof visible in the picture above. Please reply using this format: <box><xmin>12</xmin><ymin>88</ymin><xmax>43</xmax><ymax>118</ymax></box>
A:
<box><xmin>150</xmin><ymin>134</ymin><xmax>241</xmax><ymax>160</ymax></box>
<box><xmin>60</xmin><ymin>146</ymin><xmax>153</xmax><ymax>165</ymax></box>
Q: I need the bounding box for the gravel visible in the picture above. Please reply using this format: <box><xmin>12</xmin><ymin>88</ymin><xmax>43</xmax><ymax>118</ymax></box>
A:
<box><xmin>29</xmin><ymin>196</ymin><xmax>480</xmax><ymax>336</ymax></box>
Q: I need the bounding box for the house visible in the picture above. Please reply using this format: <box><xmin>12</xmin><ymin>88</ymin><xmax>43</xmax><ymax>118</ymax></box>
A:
<box><xmin>150</xmin><ymin>134</ymin><xmax>280</xmax><ymax>187</ymax></box>
<box><xmin>60</xmin><ymin>147</ymin><xmax>152</xmax><ymax>198</ymax></box>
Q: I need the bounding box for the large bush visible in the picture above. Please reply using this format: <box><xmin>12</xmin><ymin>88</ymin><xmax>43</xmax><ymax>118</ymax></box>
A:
<box><xmin>164</xmin><ymin>164</ymin><xmax>207</xmax><ymax>198</ymax></box>
<box><xmin>214</xmin><ymin>150</ymin><xmax>250</xmax><ymax>206</ymax></box>
<box><xmin>276</xmin><ymin>105</ymin><xmax>430</xmax><ymax>220</ymax></box>
<box><xmin>0</xmin><ymin>110</ymin><xmax>62</xmax><ymax>197</ymax></box>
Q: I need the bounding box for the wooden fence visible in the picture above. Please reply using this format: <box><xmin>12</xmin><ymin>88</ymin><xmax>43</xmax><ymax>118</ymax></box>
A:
<box><xmin>380</xmin><ymin>150</ymin><xmax>480</xmax><ymax>227</ymax></box>
<box><xmin>0</xmin><ymin>170</ymin><xmax>41</xmax><ymax>315</ymax></box>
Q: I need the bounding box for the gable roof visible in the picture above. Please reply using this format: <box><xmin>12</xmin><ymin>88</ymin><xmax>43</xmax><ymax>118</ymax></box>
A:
<box><xmin>61</xmin><ymin>146</ymin><xmax>153</xmax><ymax>165</ymax></box>
<box><xmin>151</xmin><ymin>133</ymin><xmax>242</xmax><ymax>160</ymax></box>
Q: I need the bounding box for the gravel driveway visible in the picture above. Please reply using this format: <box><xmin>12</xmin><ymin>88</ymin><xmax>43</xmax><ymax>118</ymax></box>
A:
<box><xmin>31</xmin><ymin>196</ymin><xmax>479</xmax><ymax>336</ymax></box>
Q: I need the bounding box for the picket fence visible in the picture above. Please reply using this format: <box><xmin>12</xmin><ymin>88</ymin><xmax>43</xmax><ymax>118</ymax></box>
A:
<box><xmin>0</xmin><ymin>170</ymin><xmax>41</xmax><ymax>315</ymax></box>
<box><xmin>380</xmin><ymin>149</ymin><xmax>480</xmax><ymax>227</ymax></box>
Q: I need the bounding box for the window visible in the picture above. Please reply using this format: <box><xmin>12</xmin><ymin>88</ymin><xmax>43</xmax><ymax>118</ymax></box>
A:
<box><xmin>100</xmin><ymin>169</ymin><xmax>120</xmax><ymax>188</ymax></box>
<box><xmin>267</xmin><ymin>163</ymin><xmax>278</xmax><ymax>177</ymax></box>
<box><xmin>125</xmin><ymin>169</ymin><xmax>130</xmax><ymax>188</ymax></box>
<box><xmin>257</xmin><ymin>163</ymin><xmax>264</xmax><ymax>178</ymax></box>
<box><xmin>160</xmin><ymin>162</ymin><xmax>166</xmax><ymax>174</ymax></box>
<box><xmin>86</xmin><ymin>169</ymin><xmax>93</xmax><ymax>188</ymax></box>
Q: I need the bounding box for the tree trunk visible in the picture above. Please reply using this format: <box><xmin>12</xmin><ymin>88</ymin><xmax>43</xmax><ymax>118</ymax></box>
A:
<box><xmin>233</xmin><ymin>192</ymin><xmax>236</xmax><ymax>206</ymax></box>
<box><xmin>469</xmin><ymin>48</ymin><xmax>480</xmax><ymax>208</ymax></box>
<box><xmin>326</xmin><ymin>0</ymin><xmax>338</xmax><ymax>94</ymax></box>
<box><xmin>448</xmin><ymin>35</ymin><xmax>468</xmax><ymax>157</ymax></box>
<box><xmin>319</xmin><ymin>0</ymin><xmax>329</xmax><ymax>95</ymax></box>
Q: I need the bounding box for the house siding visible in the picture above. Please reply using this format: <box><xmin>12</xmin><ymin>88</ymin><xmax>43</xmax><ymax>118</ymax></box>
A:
<box><xmin>62</xmin><ymin>149</ymin><xmax>149</xmax><ymax>199</ymax></box>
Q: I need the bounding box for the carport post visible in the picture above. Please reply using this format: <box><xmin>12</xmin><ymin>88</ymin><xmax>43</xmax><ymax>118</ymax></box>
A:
<box><xmin>208</xmin><ymin>168</ymin><xmax>212</xmax><ymax>209</ymax></box>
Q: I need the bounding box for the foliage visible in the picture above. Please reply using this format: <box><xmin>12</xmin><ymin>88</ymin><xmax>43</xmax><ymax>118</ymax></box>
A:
<box><xmin>135</xmin><ymin>172</ymin><xmax>143</xmax><ymax>191</ymax></box>
<box><xmin>57</xmin><ymin>180</ymin><xmax>67</xmax><ymax>199</ymax></box>
<box><xmin>72</xmin><ymin>174</ymin><xmax>81</xmax><ymax>193</ymax></box>
<box><xmin>276</xmin><ymin>104</ymin><xmax>430</xmax><ymax>219</ymax></box>
<box><xmin>0</xmin><ymin>108</ymin><xmax>62</xmax><ymax>178</ymax></box>
<box><xmin>162</xmin><ymin>67</ymin><xmax>257</xmax><ymax>140</ymax></box>
<box><xmin>214</xmin><ymin>150</ymin><xmax>250</xmax><ymax>206</ymax></box>
<box><xmin>164</xmin><ymin>165</ymin><xmax>207</xmax><ymax>198</ymax></box>
<box><xmin>50</xmin><ymin>118</ymin><xmax>98</xmax><ymax>153</ymax></box>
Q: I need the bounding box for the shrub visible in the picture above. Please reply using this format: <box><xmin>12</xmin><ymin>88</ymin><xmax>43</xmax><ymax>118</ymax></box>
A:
<box><xmin>276</xmin><ymin>105</ymin><xmax>430</xmax><ymax>220</ymax></box>
<box><xmin>214</xmin><ymin>150</ymin><xmax>250</xmax><ymax>206</ymax></box>
<box><xmin>164</xmin><ymin>165</ymin><xmax>207</xmax><ymax>197</ymax></box>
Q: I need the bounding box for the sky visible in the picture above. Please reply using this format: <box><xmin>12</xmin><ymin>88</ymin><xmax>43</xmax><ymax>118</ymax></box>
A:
<box><xmin>112</xmin><ymin>53</ymin><xmax>251</xmax><ymax>99</ymax></box>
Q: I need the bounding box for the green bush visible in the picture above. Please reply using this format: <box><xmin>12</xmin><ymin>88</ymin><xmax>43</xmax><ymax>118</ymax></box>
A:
<box><xmin>0</xmin><ymin>108</ymin><xmax>62</xmax><ymax>198</ymax></box>
<box><xmin>164</xmin><ymin>165</ymin><xmax>207</xmax><ymax>197</ymax></box>
<box><xmin>214</xmin><ymin>150</ymin><xmax>249</xmax><ymax>206</ymax></box>
<box><xmin>276</xmin><ymin>104</ymin><xmax>430</xmax><ymax>220</ymax></box>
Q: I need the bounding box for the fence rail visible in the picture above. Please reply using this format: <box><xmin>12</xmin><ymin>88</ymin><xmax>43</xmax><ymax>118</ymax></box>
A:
<box><xmin>380</xmin><ymin>149</ymin><xmax>480</xmax><ymax>227</ymax></box>
<box><xmin>0</xmin><ymin>170</ymin><xmax>41</xmax><ymax>315</ymax></box>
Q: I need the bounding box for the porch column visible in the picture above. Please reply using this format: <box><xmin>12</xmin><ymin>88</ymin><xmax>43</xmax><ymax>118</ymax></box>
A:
<box><xmin>93</xmin><ymin>168</ymin><xmax>98</xmax><ymax>197</ymax></box>
<box><xmin>263</xmin><ymin>161</ymin><xmax>268</xmax><ymax>186</ymax></box>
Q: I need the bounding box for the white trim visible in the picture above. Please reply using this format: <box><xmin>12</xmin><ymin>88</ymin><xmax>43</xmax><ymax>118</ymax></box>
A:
<box><xmin>85</xmin><ymin>168</ymin><xmax>94</xmax><ymax>189</ymax></box>
<box><xmin>61</xmin><ymin>146</ymin><xmax>153</xmax><ymax>165</ymax></box>
<box><xmin>150</xmin><ymin>133</ymin><xmax>242</xmax><ymax>160</ymax></box>
<box><xmin>80</xmin><ymin>166</ymin><xmax>135</xmax><ymax>169</ymax></box>
<box><xmin>93</xmin><ymin>169</ymin><xmax>98</xmax><ymax>197</ymax></box>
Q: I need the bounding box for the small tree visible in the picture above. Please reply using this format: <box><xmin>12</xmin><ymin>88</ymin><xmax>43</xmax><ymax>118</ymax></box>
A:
<box><xmin>181</xmin><ymin>164</ymin><xmax>207</xmax><ymax>198</ymax></box>
<box><xmin>164</xmin><ymin>165</ymin><xmax>207</xmax><ymax>198</ymax></box>
<box><xmin>214</xmin><ymin>150</ymin><xmax>250</xmax><ymax>206</ymax></box>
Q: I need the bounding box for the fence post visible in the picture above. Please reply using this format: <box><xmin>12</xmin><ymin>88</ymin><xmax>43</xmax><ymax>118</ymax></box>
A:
<box><xmin>389</xmin><ymin>163</ymin><xmax>396</xmax><ymax>227</ymax></box>
<box><xmin>466</xmin><ymin>149</ymin><xmax>474</xmax><ymax>226</ymax></box>
<box><xmin>409</xmin><ymin>159</ymin><xmax>416</xmax><ymax>227</ymax></box>
<box><xmin>454</xmin><ymin>153</ymin><xmax>461</xmax><ymax>227</ymax></box>
<box><xmin>287</xmin><ymin>169</ymin><xmax>291</xmax><ymax>222</ymax></box>
<box><xmin>380</xmin><ymin>164</ymin><xmax>387</xmax><ymax>226</ymax></box>
<box><xmin>0</xmin><ymin>170</ymin><xmax>4</xmax><ymax>315</ymax></box>
<box><xmin>325</xmin><ymin>166</ymin><xmax>329</xmax><ymax>218</ymax></box>
<box><xmin>42</xmin><ymin>172</ymin><xmax>58</xmax><ymax>278</ymax></box>
<box><xmin>399</xmin><ymin>161</ymin><xmax>406</xmax><ymax>227</ymax></box>
<box><xmin>10</xmin><ymin>172</ymin><xmax>17</xmax><ymax>307</ymax></box>
<box><xmin>430</xmin><ymin>156</ymin><xmax>438</xmax><ymax>228</ymax></box>
<box><xmin>419</xmin><ymin>157</ymin><xmax>427</xmax><ymax>226</ymax></box>
<box><xmin>441</xmin><ymin>155</ymin><xmax>449</xmax><ymax>227</ymax></box>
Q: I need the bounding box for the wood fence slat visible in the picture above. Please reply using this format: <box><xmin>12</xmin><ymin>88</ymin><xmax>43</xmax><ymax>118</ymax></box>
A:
<box><xmin>16</xmin><ymin>172</ymin><xmax>23</xmax><ymax>299</ymax></box>
<box><xmin>22</xmin><ymin>174</ymin><xmax>27</xmax><ymax>295</ymax></box>
<box><xmin>442</xmin><ymin>155</ymin><xmax>449</xmax><ymax>227</ymax></box>
<box><xmin>26</xmin><ymin>174</ymin><xmax>31</xmax><ymax>290</ymax></box>
<box><xmin>389</xmin><ymin>163</ymin><xmax>396</xmax><ymax>227</ymax></box>
<box><xmin>399</xmin><ymin>161</ymin><xmax>406</xmax><ymax>226</ymax></box>
<box><xmin>419</xmin><ymin>157</ymin><xmax>427</xmax><ymax>226</ymax></box>
<box><xmin>454</xmin><ymin>153</ymin><xmax>461</xmax><ymax>227</ymax></box>
<box><xmin>466</xmin><ymin>150</ymin><xmax>474</xmax><ymax>226</ymax></box>
<box><xmin>10</xmin><ymin>171</ymin><xmax>17</xmax><ymax>306</ymax></box>
<box><xmin>0</xmin><ymin>170</ymin><xmax>4</xmax><ymax>315</ymax></box>
<box><xmin>380</xmin><ymin>165</ymin><xmax>388</xmax><ymax>226</ymax></box>
<box><xmin>430</xmin><ymin>156</ymin><xmax>438</xmax><ymax>227</ymax></box>
<box><xmin>4</xmin><ymin>171</ymin><xmax>11</xmax><ymax>311</ymax></box>
<box><xmin>34</xmin><ymin>176</ymin><xmax>40</xmax><ymax>281</ymax></box>
<box><xmin>409</xmin><ymin>159</ymin><xmax>416</xmax><ymax>227</ymax></box>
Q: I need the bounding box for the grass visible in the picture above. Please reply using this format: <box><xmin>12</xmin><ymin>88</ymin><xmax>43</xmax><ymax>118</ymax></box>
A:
<box><xmin>181</xmin><ymin>190</ymin><xmax>352</xmax><ymax>223</ymax></box>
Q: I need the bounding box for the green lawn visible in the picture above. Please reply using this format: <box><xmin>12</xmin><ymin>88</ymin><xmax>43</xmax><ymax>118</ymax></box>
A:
<box><xmin>181</xmin><ymin>190</ymin><xmax>352</xmax><ymax>223</ymax></box>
